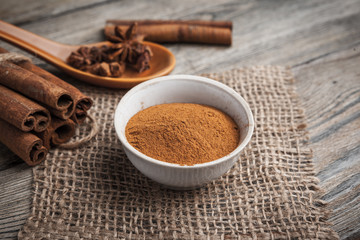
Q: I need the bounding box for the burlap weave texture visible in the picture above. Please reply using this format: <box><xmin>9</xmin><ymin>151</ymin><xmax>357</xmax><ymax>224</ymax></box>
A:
<box><xmin>19</xmin><ymin>66</ymin><xmax>338</xmax><ymax>239</ymax></box>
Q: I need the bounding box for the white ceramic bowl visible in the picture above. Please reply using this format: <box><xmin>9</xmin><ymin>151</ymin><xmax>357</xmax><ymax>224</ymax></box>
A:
<box><xmin>114</xmin><ymin>75</ymin><xmax>254</xmax><ymax>189</ymax></box>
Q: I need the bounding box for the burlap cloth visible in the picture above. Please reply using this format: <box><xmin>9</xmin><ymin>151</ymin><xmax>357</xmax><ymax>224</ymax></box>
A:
<box><xmin>19</xmin><ymin>66</ymin><xmax>338</xmax><ymax>239</ymax></box>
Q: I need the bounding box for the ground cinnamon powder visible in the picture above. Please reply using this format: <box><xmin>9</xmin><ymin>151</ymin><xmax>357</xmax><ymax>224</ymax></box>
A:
<box><xmin>125</xmin><ymin>103</ymin><xmax>240</xmax><ymax>165</ymax></box>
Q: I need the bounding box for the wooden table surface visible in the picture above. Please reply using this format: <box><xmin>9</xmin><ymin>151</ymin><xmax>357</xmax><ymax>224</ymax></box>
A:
<box><xmin>0</xmin><ymin>0</ymin><xmax>359</xmax><ymax>239</ymax></box>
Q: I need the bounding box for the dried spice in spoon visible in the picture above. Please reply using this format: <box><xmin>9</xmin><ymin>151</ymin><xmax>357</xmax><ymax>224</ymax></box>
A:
<box><xmin>67</xmin><ymin>23</ymin><xmax>153</xmax><ymax>77</ymax></box>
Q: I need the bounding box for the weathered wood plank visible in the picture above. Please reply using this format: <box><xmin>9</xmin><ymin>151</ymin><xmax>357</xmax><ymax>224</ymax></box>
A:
<box><xmin>0</xmin><ymin>0</ymin><xmax>109</xmax><ymax>25</ymax></box>
<box><xmin>293</xmin><ymin>45</ymin><xmax>360</xmax><ymax>239</ymax></box>
<box><xmin>0</xmin><ymin>158</ymin><xmax>32</xmax><ymax>240</ymax></box>
<box><xmin>0</xmin><ymin>0</ymin><xmax>359</xmax><ymax>239</ymax></box>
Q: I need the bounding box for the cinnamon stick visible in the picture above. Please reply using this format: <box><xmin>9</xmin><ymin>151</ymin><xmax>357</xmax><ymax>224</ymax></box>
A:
<box><xmin>0</xmin><ymin>61</ymin><xmax>75</xmax><ymax>119</ymax></box>
<box><xmin>0</xmin><ymin>85</ymin><xmax>50</xmax><ymax>132</ymax></box>
<box><xmin>36</xmin><ymin>117</ymin><xmax>76</xmax><ymax>149</ymax></box>
<box><xmin>106</xmin><ymin>20</ymin><xmax>233</xmax><ymax>29</ymax></box>
<box><xmin>0</xmin><ymin>118</ymin><xmax>47</xmax><ymax>166</ymax></box>
<box><xmin>0</xmin><ymin>47</ymin><xmax>91</xmax><ymax>124</ymax></box>
<box><xmin>105</xmin><ymin>20</ymin><xmax>232</xmax><ymax>45</ymax></box>
<box><xmin>28</xmin><ymin>65</ymin><xmax>93</xmax><ymax>124</ymax></box>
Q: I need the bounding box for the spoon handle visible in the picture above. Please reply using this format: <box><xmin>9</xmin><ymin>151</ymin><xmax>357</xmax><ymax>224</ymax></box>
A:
<box><xmin>0</xmin><ymin>20</ymin><xmax>72</xmax><ymax>62</ymax></box>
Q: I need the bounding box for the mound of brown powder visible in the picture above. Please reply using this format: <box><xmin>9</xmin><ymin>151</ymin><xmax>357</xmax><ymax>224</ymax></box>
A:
<box><xmin>125</xmin><ymin>103</ymin><xmax>240</xmax><ymax>165</ymax></box>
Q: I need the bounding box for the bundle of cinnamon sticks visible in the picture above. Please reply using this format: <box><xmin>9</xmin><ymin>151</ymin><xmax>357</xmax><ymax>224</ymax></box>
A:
<box><xmin>105</xmin><ymin>20</ymin><xmax>233</xmax><ymax>45</ymax></box>
<box><xmin>0</xmin><ymin>47</ymin><xmax>93</xmax><ymax>166</ymax></box>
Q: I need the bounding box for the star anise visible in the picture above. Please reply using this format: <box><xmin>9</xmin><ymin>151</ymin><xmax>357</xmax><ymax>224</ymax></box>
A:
<box><xmin>67</xmin><ymin>22</ymin><xmax>152</xmax><ymax>77</ymax></box>
<box><xmin>106</xmin><ymin>22</ymin><xmax>144</xmax><ymax>43</ymax></box>
<box><xmin>68</xmin><ymin>45</ymin><xmax>110</xmax><ymax>70</ymax></box>
<box><xmin>128</xmin><ymin>44</ymin><xmax>153</xmax><ymax>72</ymax></box>
<box><xmin>107</xmin><ymin>23</ymin><xmax>145</xmax><ymax>63</ymax></box>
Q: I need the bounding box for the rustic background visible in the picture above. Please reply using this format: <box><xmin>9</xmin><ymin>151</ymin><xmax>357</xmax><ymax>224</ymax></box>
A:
<box><xmin>0</xmin><ymin>0</ymin><xmax>359</xmax><ymax>239</ymax></box>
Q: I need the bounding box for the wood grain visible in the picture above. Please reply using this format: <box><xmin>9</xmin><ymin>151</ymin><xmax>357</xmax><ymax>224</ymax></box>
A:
<box><xmin>0</xmin><ymin>0</ymin><xmax>359</xmax><ymax>239</ymax></box>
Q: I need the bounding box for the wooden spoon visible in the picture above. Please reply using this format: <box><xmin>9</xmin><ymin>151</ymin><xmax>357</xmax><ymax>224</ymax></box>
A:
<box><xmin>0</xmin><ymin>20</ymin><xmax>176</xmax><ymax>88</ymax></box>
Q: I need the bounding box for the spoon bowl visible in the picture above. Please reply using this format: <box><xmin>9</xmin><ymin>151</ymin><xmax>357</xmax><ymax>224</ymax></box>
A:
<box><xmin>0</xmin><ymin>20</ymin><xmax>175</xmax><ymax>88</ymax></box>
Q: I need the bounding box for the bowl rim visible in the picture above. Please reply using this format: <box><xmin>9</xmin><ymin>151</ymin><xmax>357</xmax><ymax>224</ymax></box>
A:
<box><xmin>114</xmin><ymin>74</ymin><xmax>254</xmax><ymax>169</ymax></box>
